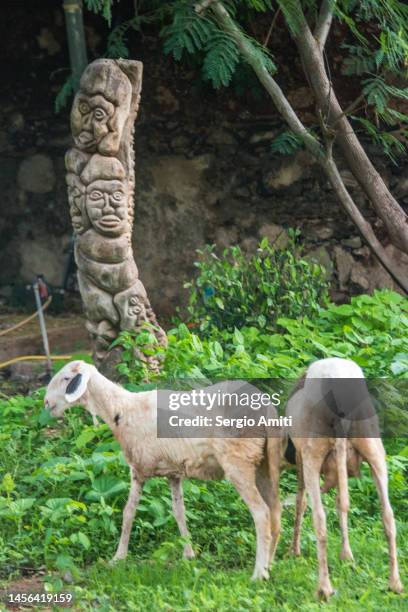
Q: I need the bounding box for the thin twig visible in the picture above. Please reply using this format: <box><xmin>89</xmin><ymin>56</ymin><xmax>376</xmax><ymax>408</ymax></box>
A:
<box><xmin>333</xmin><ymin>94</ymin><xmax>366</xmax><ymax>125</ymax></box>
<box><xmin>322</xmin><ymin>49</ymin><xmax>333</xmax><ymax>125</ymax></box>
<box><xmin>263</xmin><ymin>8</ymin><xmax>281</xmax><ymax>48</ymax></box>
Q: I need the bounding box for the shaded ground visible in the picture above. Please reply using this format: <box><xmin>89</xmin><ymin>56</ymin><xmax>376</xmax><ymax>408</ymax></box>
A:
<box><xmin>0</xmin><ymin>312</ymin><xmax>89</xmax><ymax>359</ymax></box>
<box><xmin>0</xmin><ymin>310</ymin><xmax>90</xmax><ymax>394</ymax></box>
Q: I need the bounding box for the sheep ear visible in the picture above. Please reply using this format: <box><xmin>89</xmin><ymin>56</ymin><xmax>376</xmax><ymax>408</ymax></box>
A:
<box><xmin>65</xmin><ymin>371</ymin><xmax>90</xmax><ymax>403</ymax></box>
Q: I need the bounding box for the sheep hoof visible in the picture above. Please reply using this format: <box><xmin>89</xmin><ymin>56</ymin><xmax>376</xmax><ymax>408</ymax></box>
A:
<box><xmin>389</xmin><ymin>578</ymin><xmax>404</xmax><ymax>594</ymax></box>
<box><xmin>316</xmin><ymin>584</ymin><xmax>336</xmax><ymax>600</ymax></box>
<box><xmin>289</xmin><ymin>545</ymin><xmax>301</xmax><ymax>557</ymax></box>
<box><xmin>183</xmin><ymin>546</ymin><xmax>195</xmax><ymax>560</ymax></box>
<box><xmin>251</xmin><ymin>567</ymin><xmax>269</xmax><ymax>581</ymax></box>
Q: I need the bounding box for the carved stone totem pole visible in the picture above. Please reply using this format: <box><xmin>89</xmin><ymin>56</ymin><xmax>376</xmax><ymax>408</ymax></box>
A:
<box><xmin>66</xmin><ymin>59</ymin><xmax>166</xmax><ymax>368</ymax></box>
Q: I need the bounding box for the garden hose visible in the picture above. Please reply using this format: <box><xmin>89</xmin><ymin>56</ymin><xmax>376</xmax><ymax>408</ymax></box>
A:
<box><xmin>0</xmin><ymin>355</ymin><xmax>74</xmax><ymax>370</ymax></box>
<box><xmin>0</xmin><ymin>296</ymin><xmax>53</xmax><ymax>337</ymax></box>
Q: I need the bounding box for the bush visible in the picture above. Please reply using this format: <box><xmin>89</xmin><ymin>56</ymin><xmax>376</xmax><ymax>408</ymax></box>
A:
<box><xmin>117</xmin><ymin>289</ymin><xmax>408</xmax><ymax>383</ymax></box>
<box><xmin>184</xmin><ymin>232</ymin><xmax>329</xmax><ymax>334</ymax></box>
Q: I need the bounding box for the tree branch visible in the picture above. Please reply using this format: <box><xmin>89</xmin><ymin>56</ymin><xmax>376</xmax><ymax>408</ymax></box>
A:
<box><xmin>332</xmin><ymin>93</ymin><xmax>366</xmax><ymax>125</ymax></box>
<box><xmin>314</xmin><ymin>0</ymin><xmax>335</xmax><ymax>51</ymax></box>
<box><xmin>197</xmin><ymin>1</ymin><xmax>324</xmax><ymax>160</ymax></box>
<box><xmin>196</xmin><ymin>1</ymin><xmax>408</xmax><ymax>292</ymax></box>
<box><xmin>323</xmin><ymin>154</ymin><xmax>408</xmax><ymax>293</ymax></box>
<box><xmin>292</xmin><ymin>4</ymin><xmax>408</xmax><ymax>255</ymax></box>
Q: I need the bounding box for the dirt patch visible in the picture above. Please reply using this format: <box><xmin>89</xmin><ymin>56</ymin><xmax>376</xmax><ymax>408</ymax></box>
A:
<box><xmin>0</xmin><ymin>313</ymin><xmax>90</xmax><ymax>363</ymax></box>
<box><xmin>0</xmin><ymin>313</ymin><xmax>86</xmax><ymax>338</ymax></box>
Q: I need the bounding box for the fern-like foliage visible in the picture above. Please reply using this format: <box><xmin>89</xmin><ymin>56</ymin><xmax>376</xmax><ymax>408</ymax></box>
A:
<box><xmin>203</xmin><ymin>32</ymin><xmax>240</xmax><ymax>87</ymax></box>
<box><xmin>341</xmin><ymin>44</ymin><xmax>377</xmax><ymax>76</ymax></box>
<box><xmin>241</xmin><ymin>31</ymin><xmax>277</xmax><ymax>74</ymax></box>
<box><xmin>84</xmin><ymin>0</ymin><xmax>113</xmax><ymax>25</ymax></box>
<box><xmin>106</xmin><ymin>17</ymin><xmax>142</xmax><ymax>58</ymax></box>
<box><xmin>334</xmin><ymin>0</ymin><xmax>408</xmax><ymax>158</ymax></box>
<box><xmin>338</xmin><ymin>0</ymin><xmax>408</xmax><ymax>74</ymax></box>
<box><xmin>353</xmin><ymin>116</ymin><xmax>406</xmax><ymax>164</ymax></box>
<box><xmin>163</xmin><ymin>1</ymin><xmax>276</xmax><ymax>87</ymax></box>
<box><xmin>363</xmin><ymin>77</ymin><xmax>408</xmax><ymax>115</ymax></box>
<box><xmin>163</xmin><ymin>3</ymin><xmax>215</xmax><ymax>60</ymax></box>
<box><xmin>270</xmin><ymin>130</ymin><xmax>304</xmax><ymax>155</ymax></box>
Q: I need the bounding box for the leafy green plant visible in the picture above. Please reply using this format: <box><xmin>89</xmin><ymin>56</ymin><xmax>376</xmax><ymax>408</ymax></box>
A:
<box><xmin>115</xmin><ymin>289</ymin><xmax>408</xmax><ymax>385</ymax></box>
<box><xmin>1</xmin><ymin>290</ymin><xmax>408</xmax><ymax>608</ymax></box>
<box><xmin>84</xmin><ymin>0</ymin><xmax>113</xmax><ymax>25</ymax></box>
<box><xmin>183</xmin><ymin>233</ymin><xmax>329</xmax><ymax>335</ymax></box>
<box><xmin>270</xmin><ymin>130</ymin><xmax>304</xmax><ymax>155</ymax></box>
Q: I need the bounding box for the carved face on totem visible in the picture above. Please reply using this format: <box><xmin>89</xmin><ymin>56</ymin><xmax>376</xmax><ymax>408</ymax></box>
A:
<box><xmin>81</xmin><ymin>154</ymin><xmax>129</xmax><ymax>237</ymax></box>
<box><xmin>113</xmin><ymin>281</ymin><xmax>148</xmax><ymax>330</ymax></box>
<box><xmin>71</xmin><ymin>60</ymin><xmax>132</xmax><ymax>155</ymax></box>
<box><xmin>128</xmin><ymin>294</ymin><xmax>144</xmax><ymax>318</ymax></box>
<box><xmin>124</xmin><ymin>282</ymin><xmax>148</xmax><ymax>324</ymax></box>
<box><xmin>86</xmin><ymin>179</ymin><xmax>128</xmax><ymax>237</ymax></box>
<box><xmin>65</xmin><ymin>149</ymin><xmax>91</xmax><ymax>235</ymax></box>
<box><xmin>66</xmin><ymin>173</ymin><xmax>89</xmax><ymax>234</ymax></box>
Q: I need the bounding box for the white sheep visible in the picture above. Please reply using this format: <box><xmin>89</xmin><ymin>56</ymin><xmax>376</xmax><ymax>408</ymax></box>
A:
<box><xmin>285</xmin><ymin>357</ymin><xmax>403</xmax><ymax>599</ymax></box>
<box><xmin>44</xmin><ymin>360</ymin><xmax>282</xmax><ymax>580</ymax></box>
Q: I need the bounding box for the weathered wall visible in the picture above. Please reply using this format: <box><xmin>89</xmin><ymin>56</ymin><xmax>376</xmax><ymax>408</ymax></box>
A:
<box><xmin>1</xmin><ymin>0</ymin><xmax>407</xmax><ymax>318</ymax></box>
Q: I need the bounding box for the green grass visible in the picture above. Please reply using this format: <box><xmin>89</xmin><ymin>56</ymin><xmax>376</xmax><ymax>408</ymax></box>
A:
<box><xmin>0</xmin><ymin>388</ymin><xmax>407</xmax><ymax>610</ymax></box>
<box><xmin>27</xmin><ymin>515</ymin><xmax>408</xmax><ymax>611</ymax></box>
<box><xmin>72</xmin><ymin>549</ymin><xmax>407</xmax><ymax>611</ymax></box>
<box><xmin>1</xmin><ymin>288</ymin><xmax>408</xmax><ymax>610</ymax></box>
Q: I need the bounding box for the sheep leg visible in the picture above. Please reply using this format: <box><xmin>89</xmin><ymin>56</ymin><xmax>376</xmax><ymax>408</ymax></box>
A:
<box><xmin>354</xmin><ymin>438</ymin><xmax>403</xmax><ymax>593</ymax></box>
<box><xmin>169</xmin><ymin>477</ymin><xmax>195</xmax><ymax>559</ymax></box>
<box><xmin>112</xmin><ymin>469</ymin><xmax>143</xmax><ymax>562</ymax></box>
<box><xmin>256</xmin><ymin>457</ymin><xmax>281</xmax><ymax>567</ymax></box>
<box><xmin>336</xmin><ymin>493</ymin><xmax>353</xmax><ymax>561</ymax></box>
<box><xmin>226</xmin><ymin>464</ymin><xmax>271</xmax><ymax>580</ymax></box>
<box><xmin>291</xmin><ymin>453</ymin><xmax>307</xmax><ymax>556</ymax></box>
<box><xmin>303</xmin><ymin>450</ymin><xmax>335</xmax><ymax>600</ymax></box>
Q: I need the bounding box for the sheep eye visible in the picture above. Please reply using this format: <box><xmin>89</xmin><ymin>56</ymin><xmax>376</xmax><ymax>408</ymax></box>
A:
<box><xmin>63</xmin><ymin>376</ymin><xmax>70</xmax><ymax>381</ymax></box>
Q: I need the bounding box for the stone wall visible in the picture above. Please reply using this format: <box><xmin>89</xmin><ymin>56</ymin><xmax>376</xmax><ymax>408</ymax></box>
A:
<box><xmin>1</xmin><ymin>1</ymin><xmax>407</xmax><ymax>318</ymax></box>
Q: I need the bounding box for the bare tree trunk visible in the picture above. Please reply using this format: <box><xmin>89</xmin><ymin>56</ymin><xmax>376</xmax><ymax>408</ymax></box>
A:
<box><xmin>195</xmin><ymin>0</ymin><xmax>408</xmax><ymax>292</ymax></box>
<box><xmin>294</xmin><ymin>5</ymin><xmax>408</xmax><ymax>254</ymax></box>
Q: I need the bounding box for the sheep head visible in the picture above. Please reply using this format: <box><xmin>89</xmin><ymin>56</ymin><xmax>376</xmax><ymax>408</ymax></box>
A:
<box><xmin>45</xmin><ymin>360</ymin><xmax>95</xmax><ymax>417</ymax></box>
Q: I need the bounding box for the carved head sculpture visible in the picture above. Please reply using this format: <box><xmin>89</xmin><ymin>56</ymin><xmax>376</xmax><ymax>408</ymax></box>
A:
<box><xmin>81</xmin><ymin>155</ymin><xmax>129</xmax><ymax>237</ymax></box>
<box><xmin>71</xmin><ymin>59</ymin><xmax>132</xmax><ymax>155</ymax></box>
<box><xmin>113</xmin><ymin>280</ymin><xmax>148</xmax><ymax>331</ymax></box>
<box><xmin>65</xmin><ymin>149</ymin><xmax>91</xmax><ymax>234</ymax></box>
<box><xmin>126</xmin><ymin>281</ymin><xmax>148</xmax><ymax>320</ymax></box>
<box><xmin>66</xmin><ymin>173</ymin><xmax>89</xmax><ymax>234</ymax></box>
